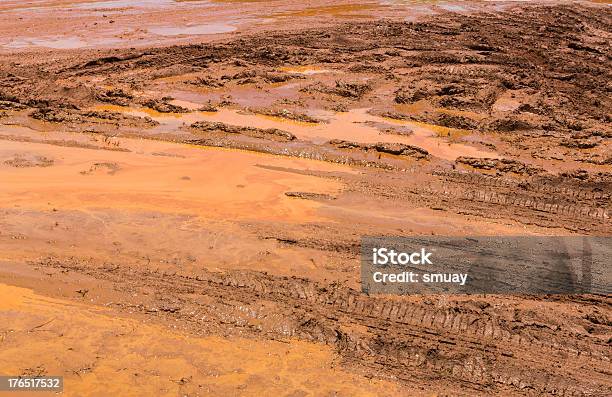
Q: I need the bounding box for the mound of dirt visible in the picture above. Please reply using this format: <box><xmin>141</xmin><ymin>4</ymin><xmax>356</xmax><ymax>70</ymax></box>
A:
<box><xmin>191</xmin><ymin>121</ymin><xmax>297</xmax><ymax>142</ymax></box>
<box><xmin>456</xmin><ymin>157</ymin><xmax>544</xmax><ymax>176</ymax></box>
<box><xmin>328</xmin><ymin>139</ymin><xmax>429</xmax><ymax>160</ymax></box>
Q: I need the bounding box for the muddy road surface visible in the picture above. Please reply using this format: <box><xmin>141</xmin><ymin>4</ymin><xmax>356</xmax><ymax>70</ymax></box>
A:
<box><xmin>0</xmin><ymin>1</ymin><xmax>610</xmax><ymax>396</ymax></box>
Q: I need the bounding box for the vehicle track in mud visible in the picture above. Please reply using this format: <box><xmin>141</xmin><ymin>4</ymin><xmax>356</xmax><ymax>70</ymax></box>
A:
<box><xmin>331</xmin><ymin>165</ymin><xmax>612</xmax><ymax>233</ymax></box>
<box><xmin>1</xmin><ymin>3</ymin><xmax>609</xmax><ymax>235</ymax></box>
<box><xmin>33</xmin><ymin>257</ymin><xmax>611</xmax><ymax>396</ymax></box>
<box><xmin>429</xmin><ymin>170</ymin><xmax>611</xmax><ymax>230</ymax></box>
<box><xmin>2</xmin><ymin>4</ymin><xmax>611</xmax><ymax>146</ymax></box>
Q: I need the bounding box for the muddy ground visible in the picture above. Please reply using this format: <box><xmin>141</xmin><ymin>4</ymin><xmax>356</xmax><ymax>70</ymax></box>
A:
<box><xmin>0</xmin><ymin>1</ymin><xmax>611</xmax><ymax>396</ymax></box>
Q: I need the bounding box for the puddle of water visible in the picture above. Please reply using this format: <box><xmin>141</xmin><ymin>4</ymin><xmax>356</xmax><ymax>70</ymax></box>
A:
<box><xmin>436</xmin><ymin>3</ymin><xmax>469</xmax><ymax>12</ymax></box>
<box><xmin>72</xmin><ymin>0</ymin><xmax>177</xmax><ymax>9</ymax></box>
<box><xmin>379</xmin><ymin>0</ymin><xmax>522</xmax><ymax>21</ymax></box>
<box><xmin>0</xmin><ymin>133</ymin><xmax>345</xmax><ymax>223</ymax></box>
<box><xmin>278</xmin><ymin>66</ymin><xmax>334</xmax><ymax>75</ymax></box>
<box><xmin>2</xmin><ymin>1</ymin><xmax>236</xmax><ymax>50</ymax></box>
<box><xmin>5</xmin><ymin>36</ymin><xmax>88</xmax><ymax>49</ymax></box>
<box><xmin>149</xmin><ymin>23</ymin><xmax>237</xmax><ymax>36</ymax></box>
<box><xmin>0</xmin><ymin>0</ymin><xmax>180</xmax><ymax>13</ymax></box>
<box><xmin>3</xmin><ymin>33</ymin><xmax>127</xmax><ymax>49</ymax></box>
<box><xmin>274</xmin><ymin>4</ymin><xmax>383</xmax><ymax>18</ymax></box>
<box><xmin>91</xmin><ymin>104</ymin><xmax>496</xmax><ymax>161</ymax></box>
<box><xmin>492</xmin><ymin>91</ymin><xmax>523</xmax><ymax>112</ymax></box>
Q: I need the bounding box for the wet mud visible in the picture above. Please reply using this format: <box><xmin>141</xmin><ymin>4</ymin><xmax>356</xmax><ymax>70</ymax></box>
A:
<box><xmin>0</xmin><ymin>1</ymin><xmax>610</xmax><ymax>396</ymax></box>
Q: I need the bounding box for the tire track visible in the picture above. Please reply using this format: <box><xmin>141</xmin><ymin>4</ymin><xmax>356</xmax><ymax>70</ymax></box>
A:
<box><xmin>34</xmin><ymin>258</ymin><xmax>612</xmax><ymax>396</ymax></box>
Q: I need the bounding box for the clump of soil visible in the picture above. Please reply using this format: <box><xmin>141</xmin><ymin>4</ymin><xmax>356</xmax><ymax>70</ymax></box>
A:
<box><xmin>560</xmin><ymin>139</ymin><xmax>599</xmax><ymax>149</ymax></box>
<box><xmin>3</xmin><ymin>155</ymin><xmax>54</xmax><ymax>168</ymax></box>
<box><xmin>198</xmin><ymin>102</ymin><xmax>219</xmax><ymax>112</ymax></box>
<box><xmin>96</xmin><ymin>88</ymin><xmax>134</xmax><ymax>106</ymax></box>
<box><xmin>219</xmin><ymin>70</ymin><xmax>303</xmax><ymax>86</ymax></box>
<box><xmin>30</xmin><ymin>108</ymin><xmax>158</xmax><ymax>127</ymax></box>
<box><xmin>140</xmin><ymin>99</ymin><xmax>189</xmax><ymax>113</ymax></box>
<box><xmin>483</xmin><ymin>116</ymin><xmax>537</xmax><ymax>132</ymax></box>
<box><xmin>285</xmin><ymin>191</ymin><xmax>336</xmax><ymax>200</ymax></box>
<box><xmin>327</xmin><ymin>139</ymin><xmax>429</xmax><ymax>160</ymax></box>
<box><xmin>456</xmin><ymin>156</ymin><xmax>544</xmax><ymax>176</ymax></box>
<box><xmin>330</xmin><ymin>81</ymin><xmax>371</xmax><ymax>98</ymax></box>
<box><xmin>0</xmin><ymin>100</ymin><xmax>27</xmax><ymax>110</ymax></box>
<box><xmin>188</xmin><ymin>76</ymin><xmax>225</xmax><ymax>88</ymax></box>
<box><xmin>418</xmin><ymin>112</ymin><xmax>478</xmax><ymax>130</ymax></box>
<box><xmin>246</xmin><ymin>107</ymin><xmax>322</xmax><ymax>123</ymax></box>
<box><xmin>302</xmin><ymin>81</ymin><xmax>371</xmax><ymax>99</ymax></box>
<box><xmin>80</xmin><ymin>162</ymin><xmax>121</xmax><ymax>175</ymax></box>
<box><xmin>191</xmin><ymin>121</ymin><xmax>296</xmax><ymax>142</ymax></box>
<box><xmin>363</xmin><ymin>121</ymin><xmax>413</xmax><ymax>136</ymax></box>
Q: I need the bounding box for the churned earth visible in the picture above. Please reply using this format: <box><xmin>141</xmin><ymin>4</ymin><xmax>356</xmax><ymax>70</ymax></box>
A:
<box><xmin>0</xmin><ymin>1</ymin><xmax>611</xmax><ymax>396</ymax></box>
